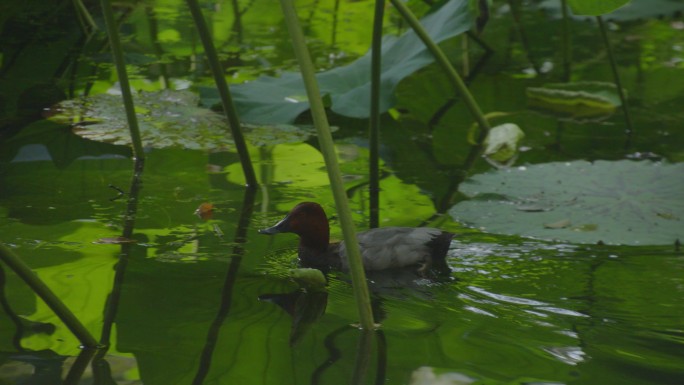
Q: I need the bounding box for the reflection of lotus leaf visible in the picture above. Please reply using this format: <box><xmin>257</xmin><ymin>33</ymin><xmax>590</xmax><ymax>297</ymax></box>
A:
<box><xmin>53</xmin><ymin>90</ymin><xmax>319</xmax><ymax>149</ymax></box>
<box><xmin>449</xmin><ymin>160</ymin><xmax>684</xmax><ymax>245</ymax></box>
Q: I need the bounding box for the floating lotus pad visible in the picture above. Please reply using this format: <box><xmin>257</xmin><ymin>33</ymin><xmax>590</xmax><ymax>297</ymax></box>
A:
<box><xmin>54</xmin><ymin>90</ymin><xmax>321</xmax><ymax>150</ymax></box>
<box><xmin>449</xmin><ymin>160</ymin><xmax>684</xmax><ymax>245</ymax></box>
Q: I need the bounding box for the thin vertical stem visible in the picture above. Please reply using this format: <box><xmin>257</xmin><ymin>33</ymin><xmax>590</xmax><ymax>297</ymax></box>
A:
<box><xmin>185</xmin><ymin>0</ymin><xmax>257</xmax><ymax>187</ymax></box>
<box><xmin>279</xmin><ymin>0</ymin><xmax>375</xmax><ymax>330</ymax></box>
<box><xmin>369</xmin><ymin>0</ymin><xmax>384</xmax><ymax>229</ymax></box>
<box><xmin>597</xmin><ymin>16</ymin><xmax>633</xmax><ymax>147</ymax></box>
<box><xmin>100</xmin><ymin>0</ymin><xmax>145</xmax><ymax>160</ymax></box>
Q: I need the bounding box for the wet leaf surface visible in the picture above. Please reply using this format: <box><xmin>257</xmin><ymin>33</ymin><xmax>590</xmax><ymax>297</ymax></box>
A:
<box><xmin>450</xmin><ymin>160</ymin><xmax>684</xmax><ymax>245</ymax></box>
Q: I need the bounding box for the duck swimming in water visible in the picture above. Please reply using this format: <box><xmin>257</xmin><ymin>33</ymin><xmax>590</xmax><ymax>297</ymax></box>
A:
<box><xmin>259</xmin><ymin>202</ymin><xmax>454</xmax><ymax>274</ymax></box>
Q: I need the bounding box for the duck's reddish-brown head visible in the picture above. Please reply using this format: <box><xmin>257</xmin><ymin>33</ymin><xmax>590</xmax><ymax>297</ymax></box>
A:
<box><xmin>259</xmin><ymin>202</ymin><xmax>330</xmax><ymax>252</ymax></box>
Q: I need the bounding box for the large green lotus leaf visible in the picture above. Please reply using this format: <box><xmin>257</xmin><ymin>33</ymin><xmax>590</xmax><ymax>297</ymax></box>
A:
<box><xmin>449</xmin><ymin>160</ymin><xmax>684</xmax><ymax>245</ymax></box>
<box><xmin>226</xmin><ymin>0</ymin><xmax>474</xmax><ymax>124</ymax></box>
<box><xmin>526</xmin><ymin>81</ymin><xmax>621</xmax><ymax>122</ymax></box>
<box><xmin>54</xmin><ymin>90</ymin><xmax>320</xmax><ymax>149</ymax></box>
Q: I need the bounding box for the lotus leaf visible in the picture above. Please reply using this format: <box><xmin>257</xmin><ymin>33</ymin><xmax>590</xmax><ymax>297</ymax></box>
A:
<box><xmin>54</xmin><ymin>90</ymin><xmax>320</xmax><ymax>149</ymax></box>
<box><xmin>449</xmin><ymin>160</ymin><xmax>684</xmax><ymax>245</ymax></box>
<box><xmin>223</xmin><ymin>0</ymin><xmax>475</xmax><ymax>124</ymax></box>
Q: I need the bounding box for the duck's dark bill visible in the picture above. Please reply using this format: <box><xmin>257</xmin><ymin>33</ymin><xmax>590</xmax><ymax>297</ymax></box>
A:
<box><xmin>258</xmin><ymin>217</ymin><xmax>289</xmax><ymax>235</ymax></box>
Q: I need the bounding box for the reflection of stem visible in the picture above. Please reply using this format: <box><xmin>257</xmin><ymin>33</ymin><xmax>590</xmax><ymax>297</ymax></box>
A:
<box><xmin>0</xmin><ymin>244</ymin><xmax>98</xmax><ymax>348</ymax></box>
<box><xmin>185</xmin><ymin>0</ymin><xmax>257</xmax><ymax>186</ymax></box>
<box><xmin>369</xmin><ymin>0</ymin><xmax>384</xmax><ymax>229</ymax></box>
<box><xmin>311</xmin><ymin>325</ymin><xmax>347</xmax><ymax>384</ymax></box>
<box><xmin>374</xmin><ymin>330</ymin><xmax>387</xmax><ymax>385</ymax></box>
<box><xmin>596</xmin><ymin>16</ymin><xmax>634</xmax><ymax>148</ymax></box>
<box><xmin>192</xmin><ymin>186</ymin><xmax>257</xmax><ymax>385</ymax></box>
<box><xmin>63</xmin><ymin>348</ymin><xmax>97</xmax><ymax>385</ymax></box>
<box><xmin>95</xmin><ymin>157</ymin><xmax>144</xmax><ymax>366</ymax></box>
<box><xmin>311</xmin><ymin>327</ymin><xmax>387</xmax><ymax>385</ymax></box>
<box><xmin>351</xmin><ymin>330</ymin><xmax>374</xmax><ymax>385</ymax></box>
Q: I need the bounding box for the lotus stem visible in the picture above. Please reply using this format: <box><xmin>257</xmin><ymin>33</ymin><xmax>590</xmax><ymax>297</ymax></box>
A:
<box><xmin>100</xmin><ymin>0</ymin><xmax>145</xmax><ymax>160</ymax></box>
<box><xmin>389</xmin><ymin>0</ymin><xmax>491</xmax><ymax>136</ymax></box>
<box><xmin>279</xmin><ymin>0</ymin><xmax>375</xmax><ymax>330</ymax></box>
<box><xmin>597</xmin><ymin>15</ymin><xmax>634</xmax><ymax>147</ymax></box>
<box><xmin>369</xmin><ymin>0</ymin><xmax>385</xmax><ymax>229</ymax></box>
<box><xmin>185</xmin><ymin>0</ymin><xmax>258</xmax><ymax>187</ymax></box>
<box><xmin>0</xmin><ymin>244</ymin><xmax>98</xmax><ymax>348</ymax></box>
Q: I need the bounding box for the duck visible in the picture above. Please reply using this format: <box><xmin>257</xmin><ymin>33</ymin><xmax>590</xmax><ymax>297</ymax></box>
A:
<box><xmin>259</xmin><ymin>202</ymin><xmax>454</xmax><ymax>274</ymax></box>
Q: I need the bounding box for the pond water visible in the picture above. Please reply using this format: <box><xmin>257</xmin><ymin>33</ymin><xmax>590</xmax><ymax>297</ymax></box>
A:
<box><xmin>1</xmin><ymin>1</ymin><xmax>683</xmax><ymax>384</ymax></box>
